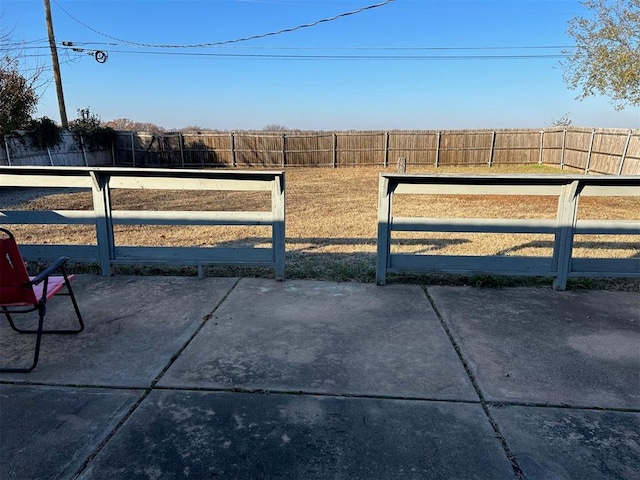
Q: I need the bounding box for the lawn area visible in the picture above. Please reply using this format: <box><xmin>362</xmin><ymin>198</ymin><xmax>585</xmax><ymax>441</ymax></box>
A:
<box><xmin>1</xmin><ymin>164</ymin><xmax>638</xmax><ymax>289</ymax></box>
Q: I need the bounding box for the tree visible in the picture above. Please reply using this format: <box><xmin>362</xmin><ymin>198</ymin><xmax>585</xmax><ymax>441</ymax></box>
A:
<box><xmin>548</xmin><ymin>113</ymin><xmax>573</xmax><ymax>127</ymax></box>
<box><xmin>0</xmin><ymin>58</ymin><xmax>38</xmax><ymax>132</ymax></box>
<box><xmin>562</xmin><ymin>0</ymin><xmax>640</xmax><ymax>110</ymax></box>
<box><xmin>105</xmin><ymin>118</ymin><xmax>165</xmax><ymax>134</ymax></box>
<box><xmin>262</xmin><ymin>124</ymin><xmax>289</xmax><ymax>132</ymax></box>
<box><xmin>0</xmin><ymin>18</ymin><xmax>46</xmax><ymax>133</ymax></box>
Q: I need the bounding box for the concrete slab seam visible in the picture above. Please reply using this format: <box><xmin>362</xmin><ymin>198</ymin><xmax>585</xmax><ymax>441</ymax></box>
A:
<box><xmin>152</xmin><ymin>383</ymin><xmax>485</xmax><ymax>405</ymax></box>
<box><xmin>486</xmin><ymin>399</ymin><xmax>640</xmax><ymax>414</ymax></box>
<box><xmin>423</xmin><ymin>286</ymin><xmax>526</xmax><ymax>480</ymax></box>
<box><xmin>70</xmin><ymin>277</ymin><xmax>242</xmax><ymax>480</ymax></box>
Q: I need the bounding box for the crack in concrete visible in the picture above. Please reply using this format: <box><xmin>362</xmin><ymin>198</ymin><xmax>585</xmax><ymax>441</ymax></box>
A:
<box><xmin>423</xmin><ymin>286</ymin><xmax>527</xmax><ymax>480</ymax></box>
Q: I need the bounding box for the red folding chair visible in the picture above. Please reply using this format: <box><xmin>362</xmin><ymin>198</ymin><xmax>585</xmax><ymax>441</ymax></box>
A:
<box><xmin>0</xmin><ymin>227</ymin><xmax>84</xmax><ymax>373</ymax></box>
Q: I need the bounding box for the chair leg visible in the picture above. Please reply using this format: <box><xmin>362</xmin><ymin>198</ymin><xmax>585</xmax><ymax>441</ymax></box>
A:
<box><xmin>3</xmin><ymin>274</ymin><xmax>84</xmax><ymax>335</ymax></box>
<box><xmin>4</xmin><ymin>308</ymin><xmax>21</xmax><ymax>333</ymax></box>
<box><xmin>0</xmin><ymin>308</ymin><xmax>45</xmax><ymax>373</ymax></box>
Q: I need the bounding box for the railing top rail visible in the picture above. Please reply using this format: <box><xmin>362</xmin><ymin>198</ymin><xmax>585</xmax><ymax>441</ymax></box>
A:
<box><xmin>0</xmin><ymin>166</ymin><xmax>285</xmax><ymax>179</ymax></box>
<box><xmin>380</xmin><ymin>173</ymin><xmax>640</xmax><ymax>186</ymax></box>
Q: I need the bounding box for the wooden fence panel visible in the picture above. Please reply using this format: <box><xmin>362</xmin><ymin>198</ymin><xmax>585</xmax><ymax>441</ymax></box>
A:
<box><xmin>336</xmin><ymin>132</ymin><xmax>385</xmax><ymax>166</ymax></box>
<box><xmin>234</xmin><ymin>134</ymin><xmax>283</xmax><ymax>167</ymax></box>
<box><xmin>438</xmin><ymin>131</ymin><xmax>493</xmax><ymax>166</ymax></box>
<box><xmin>540</xmin><ymin>130</ymin><xmax>564</xmax><ymax>166</ymax></box>
<box><xmin>492</xmin><ymin>130</ymin><xmax>540</xmax><ymax>165</ymax></box>
<box><xmin>621</xmin><ymin>134</ymin><xmax>640</xmax><ymax>175</ymax></box>
<box><xmin>285</xmin><ymin>133</ymin><xmax>334</xmax><ymax>166</ymax></box>
<box><xmin>563</xmin><ymin>129</ymin><xmax>592</xmax><ymax>171</ymax></box>
<box><xmin>182</xmin><ymin>133</ymin><xmax>231</xmax><ymax>167</ymax></box>
<box><xmin>387</xmin><ymin>131</ymin><xmax>438</xmax><ymax>166</ymax></box>
<box><xmin>588</xmin><ymin>131</ymin><xmax>630</xmax><ymax>174</ymax></box>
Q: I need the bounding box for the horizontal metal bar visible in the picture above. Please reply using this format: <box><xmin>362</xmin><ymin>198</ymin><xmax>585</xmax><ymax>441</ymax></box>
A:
<box><xmin>111</xmin><ymin>210</ymin><xmax>273</xmax><ymax>226</ymax></box>
<box><xmin>575</xmin><ymin>220</ymin><xmax>640</xmax><ymax>235</ymax></box>
<box><xmin>570</xmin><ymin>258</ymin><xmax>640</xmax><ymax>277</ymax></box>
<box><xmin>579</xmin><ymin>185</ymin><xmax>640</xmax><ymax>197</ymax></box>
<box><xmin>381</xmin><ymin>173</ymin><xmax>640</xmax><ymax>184</ymax></box>
<box><xmin>0</xmin><ymin>174</ymin><xmax>93</xmax><ymax>188</ymax></box>
<box><xmin>107</xmin><ymin>176</ymin><xmax>275</xmax><ymax>191</ymax></box>
<box><xmin>18</xmin><ymin>244</ymin><xmax>98</xmax><ymax>262</ymax></box>
<box><xmin>393</xmin><ymin>183</ymin><xmax>563</xmax><ymax>196</ymax></box>
<box><xmin>114</xmin><ymin>246</ymin><xmax>273</xmax><ymax>264</ymax></box>
<box><xmin>388</xmin><ymin>254</ymin><xmax>554</xmax><ymax>276</ymax></box>
<box><xmin>391</xmin><ymin>217</ymin><xmax>557</xmax><ymax>234</ymax></box>
<box><xmin>0</xmin><ymin>210</ymin><xmax>96</xmax><ymax>225</ymax></box>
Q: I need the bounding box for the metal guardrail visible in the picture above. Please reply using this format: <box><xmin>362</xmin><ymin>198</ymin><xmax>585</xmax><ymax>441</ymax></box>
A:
<box><xmin>376</xmin><ymin>174</ymin><xmax>640</xmax><ymax>289</ymax></box>
<box><xmin>0</xmin><ymin>166</ymin><xmax>286</xmax><ymax>280</ymax></box>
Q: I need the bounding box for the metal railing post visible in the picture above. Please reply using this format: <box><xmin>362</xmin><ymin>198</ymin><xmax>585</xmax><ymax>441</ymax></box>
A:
<box><xmin>272</xmin><ymin>173</ymin><xmax>286</xmax><ymax>281</ymax></box>
<box><xmin>552</xmin><ymin>180</ymin><xmax>580</xmax><ymax>290</ymax></box>
<box><xmin>376</xmin><ymin>175</ymin><xmax>393</xmax><ymax>285</ymax></box>
<box><xmin>90</xmin><ymin>171</ymin><xmax>115</xmax><ymax>276</ymax></box>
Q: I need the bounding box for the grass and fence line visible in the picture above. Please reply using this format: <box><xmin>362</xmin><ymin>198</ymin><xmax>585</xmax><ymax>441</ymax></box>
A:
<box><xmin>112</xmin><ymin>127</ymin><xmax>640</xmax><ymax>175</ymax></box>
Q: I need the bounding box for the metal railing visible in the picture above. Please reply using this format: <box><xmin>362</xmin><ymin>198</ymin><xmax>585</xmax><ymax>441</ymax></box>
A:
<box><xmin>376</xmin><ymin>174</ymin><xmax>640</xmax><ymax>289</ymax></box>
<box><xmin>0</xmin><ymin>166</ymin><xmax>285</xmax><ymax>279</ymax></box>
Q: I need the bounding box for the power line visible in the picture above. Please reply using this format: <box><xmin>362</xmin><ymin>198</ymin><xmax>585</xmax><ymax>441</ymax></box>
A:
<box><xmin>58</xmin><ymin>42</ymin><xmax>574</xmax><ymax>51</ymax></box>
<box><xmin>58</xmin><ymin>46</ymin><xmax>568</xmax><ymax>61</ymax></box>
<box><xmin>52</xmin><ymin>0</ymin><xmax>395</xmax><ymax>48</ymax></box>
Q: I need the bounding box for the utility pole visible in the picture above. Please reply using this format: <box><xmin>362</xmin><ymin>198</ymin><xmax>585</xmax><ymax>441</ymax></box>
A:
<box><xmin>43</xmin><ymin>0</ymin><xmax>68</xmax><ymax>129</ymax></box>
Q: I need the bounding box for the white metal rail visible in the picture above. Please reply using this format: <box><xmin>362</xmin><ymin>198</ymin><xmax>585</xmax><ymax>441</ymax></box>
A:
<box><xmin>0</xmin><ymin>166</ymin><xmax>285</xmax><ymax>279</ymax></box>
<box><xmin>376</xmin><ymin>174</ymin><xmax>640</xmax><ymax>289</ymax></box>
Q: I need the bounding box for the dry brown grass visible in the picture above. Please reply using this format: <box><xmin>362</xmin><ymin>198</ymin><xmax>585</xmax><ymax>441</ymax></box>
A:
<box><xmin>1</xmin><ymin>164</ymin><xmax>638</xmax><ymax>288</ymax></box>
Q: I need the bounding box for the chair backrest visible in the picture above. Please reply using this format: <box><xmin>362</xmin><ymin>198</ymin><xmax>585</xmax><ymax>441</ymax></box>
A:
<box><xmin>0</xmin><ymin>228</ymin><xmax>37</xmax><ymax>306</ymax></box>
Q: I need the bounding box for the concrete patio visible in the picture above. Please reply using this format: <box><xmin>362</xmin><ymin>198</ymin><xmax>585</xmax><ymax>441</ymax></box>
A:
<box><xmin>1</xmin><ymin>276</ymin><xmax>638</xmax><ymax>479</ymax></box>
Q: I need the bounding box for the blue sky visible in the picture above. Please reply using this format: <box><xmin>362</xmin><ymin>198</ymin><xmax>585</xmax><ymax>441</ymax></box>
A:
<box><xmin>3</xmin><ymin>0</ymin><xmax>639</xmax><ymax>130</ymax></box>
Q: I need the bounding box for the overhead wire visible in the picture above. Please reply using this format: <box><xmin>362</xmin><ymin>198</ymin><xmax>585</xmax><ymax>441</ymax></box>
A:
<box><xmin>57</xmin><ymin>46</ymin><xmax>569</xmax><ymax>60</ymax></box>
<box><xmin>52</xmin><ymin>0</ymin><xmax>395</xmax><ymax>48</ymax></box>
<box><xmin>50</xmin><ymin>0</ymin><xmax>572</xmax><ymax>63</ymax></box>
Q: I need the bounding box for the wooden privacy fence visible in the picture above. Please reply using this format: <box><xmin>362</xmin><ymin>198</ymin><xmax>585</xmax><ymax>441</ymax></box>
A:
<box><xmin>0</xmin><ymin>167</ymin><xmax>286</xmax><ymax>280</ymax></box>
<box><xmin>376</xmin><ymin>174</ymin><xmax>640</xmax><ymax>289</ymax></box>
<box><xmin>113</xmin><ymin>128</ymin><xmax>640</xmax><ymax>175</ymax></box>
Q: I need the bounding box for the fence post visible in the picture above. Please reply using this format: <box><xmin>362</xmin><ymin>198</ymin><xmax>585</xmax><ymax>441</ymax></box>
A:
<box><xmin>3</xmin><ymin>135</ymin><xmax>11</xmax><ymax>166</ymax></box>
<box><xmin>179</xmin><ymin>133</ymin><xmax>185</xmax><ymax>168</ymax></box>
<box><xmin>376</xmin><ymin>175</ymin><xmax>392</xmax><ymax>286</ymax></box>
<box><xmin>282</xmin><ymin>133</ymin><xmax>286</xmax><ymax>167</ymax></box>
<box><xmin>617</xmin><ymin>129</ymin><xmax>632</xmax><ymax>175</ymax></box>
<box><xmin>230</xmin><ymin>132</ymin><xmax>237</xmax><ymax>168</ymax></box>
<box><xmin>560</xmin><ymin>129</ymin><xmax>566</xmax><ymax>169</ymax></box>
<box><xmin>585</xmin><ymin>129</ymin><xmax>596</xmax><ymax>174</ymax></box>
<box><xmin>435</xmin><ymin>131</ymin><xmax>441</xmax><ymax>168</ymax></box>
<box><xmin>488</xmin><ymin>131</ymin><xmax>496</xmax><ymax>167</ymax></box>
<box><xmin>383</xmin><ymin>131</ymin><xmax>389</xmax><ymax>167</ymax></box>
<box><xmin>538</xmin><ymin>130</ymin><xmax>544</xmax><ymax>165</ymax></box>
<box><xmin>131</xmin><ymin>132</ymin><xmax>135</xmax><ymax>167</ymax></box>
<box><xmin>552</xmin><ymin>180</ymin><xmax>580</xmax><ymax>290</ymax></box>
<box><xmin>332</xmin><ymin>132</ymin><xmax>338</xmax><ymax>168</ymax></box>
<box><xmin>271</xmin><ymin>173</ymin><xmax>286</xmax><ymax>281</ymax></box>
<box><xmin>79</xmin><ymin>134</ymin><xmax>88</xmax><ymax>166</ymax></box>
<box><xmin>90</xmin><ymin>171</ymin><xmax>115</xmax><ymax>276</ymax></box>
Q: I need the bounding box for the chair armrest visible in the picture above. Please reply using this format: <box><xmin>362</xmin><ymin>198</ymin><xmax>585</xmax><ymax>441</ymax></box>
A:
<box><xmin>29</xmin><ymin>257</ymin><xmax>70</xmax><ymax>285</ymax></box>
